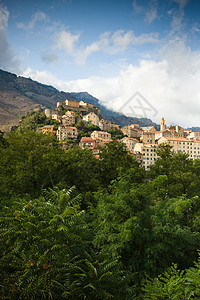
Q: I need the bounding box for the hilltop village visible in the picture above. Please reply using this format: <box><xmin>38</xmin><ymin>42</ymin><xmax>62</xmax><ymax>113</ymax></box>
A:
<box><xmin>37</xmin><ymin>99</ymin><xmax>200</xmax><ymax>169</ymax></box>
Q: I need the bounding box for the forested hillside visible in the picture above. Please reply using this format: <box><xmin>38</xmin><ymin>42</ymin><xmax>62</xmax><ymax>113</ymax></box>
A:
<box><xmin>1</xmin><ymin>129</ymin><xmax>200</xmax><ymax>299</ymax></box>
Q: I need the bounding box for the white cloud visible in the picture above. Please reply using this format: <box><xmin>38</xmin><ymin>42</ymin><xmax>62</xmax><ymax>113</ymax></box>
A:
<box><xmin>17</xmin><ymin>11</ymin><xmax>47</xmax><ymax>30</ymax></box>
<box><xmin>145</xmin><ymin>8</ymin><xmax>157</xmax><ymax>23</ymax></box>
<box><xmin>170</xmin><ymin>0</ymin><xmax>190</xmax><ymax>33</ymax></box>
<box><xmin>54</xmin><ymin>30</ymin><xmax>80</xmax><ymax>55</ymax></box>
<box><xmin>0</xmin><ymin>4</ymin><xmax>8</xmax><ymax>29</ymax></box>
<box><xmin>0</xmin><ymin>5</ymin><xmax>21</xmax><ymax>72</ymax></box>
<box><xmin>172</xmin><ymin>0</ymin><xmax>190</xmax><ymax>9</ymax></box>
<box><xmin>132</xmin><ymin>0</ymin><xmax>143</xmax><ymax>14</ymax></box>
<box><xmin>22</xmin><ymin>38</ymin><xmax>200</xmax><ymax>128</ymax></box>
<box><xmin>52</xmin><ymin>29</ymin><xmax>159</xmax><ymax>65</ymax></box>
<box><xmin>74</xmin><ymin>30</ymin><xmax>159</xmax><ymax>64</ymax></box>
<box><xmin>41</xmin><ymin>52</ymin><xmax>59</xmax><ymax>65</ymax></box>
<box><xmin>22</xmin><ymin>68</ymin><xmax>59</xmax><ymax>86</ymax></box>
<box><xmin>170</xmin><ymin>9</ymin><xmax>185</xmax><ymax>33</ymax></box>
<box><xmin>133</xmin><ymin>0</ymin><xmax>158</xmax><ymax>23</ymax></box>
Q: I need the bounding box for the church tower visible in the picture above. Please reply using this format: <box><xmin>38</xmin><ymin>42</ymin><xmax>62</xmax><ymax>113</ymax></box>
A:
<box><xmin>160</xmin><ymin>117</ymin><xmax>165</xmax><ymax>131</ymax></box>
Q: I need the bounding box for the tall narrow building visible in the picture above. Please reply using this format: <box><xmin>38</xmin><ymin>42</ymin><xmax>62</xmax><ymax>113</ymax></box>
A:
<box><xmin>160</xmin><ymin>117</ymin><xmax>165</xmax><ymax>131</ymax></box>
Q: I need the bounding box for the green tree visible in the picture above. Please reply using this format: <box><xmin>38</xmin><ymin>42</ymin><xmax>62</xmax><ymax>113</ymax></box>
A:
<box><xmin>143</xmin><ymin>256</ymin><xmax>200</xmax><ymax>299</ymax></box>
<box><xmin>0</xmin><ymin>129</ymin><xmax>65</xmax><ymax>200</ymax></box>
<box><xmin>94</xmin><ymin>168</ymin><xmax>200</xmax><ymax>294</ymax></box>
<box><xmin>0</xmin><ymin>130</ymin><xmax>7</xmax><ymax>149</ymax></box>
<box><xmin>0</xmin><ymin>187</ymin><xmax>87</xmax><ymax>299</ymax></box>
<box><xmin>108</xmin><ymin>128</ymin><xmax>125</xmax><ymax>140</ymax></box>
<box><xmin>0</xmin><ymin>187</ymin><xmax>131</xmax><ymax>299</ymax></box>
<box><xmin>62</xmin><ymin>146</ymin><xmax>101</xmax><ymax>197</ymax></box>
<box><xmin>150</xmin><ymin>144</ymin><xmax>198</xmax><ymax>198</ymax></box>
<box><xmin>98</xmin><ymin>140</ymin><xmax>139</xmax><ymax>185</ymax></box>
<box><xmin>76</xmin><ymin>119</ymin><xmax>85</xmax><ymax>130</ymax></box>
<box><xmin>19</xmin><ymin>110</ymin><xmax>47</xmax><ymax>131</ymax></box>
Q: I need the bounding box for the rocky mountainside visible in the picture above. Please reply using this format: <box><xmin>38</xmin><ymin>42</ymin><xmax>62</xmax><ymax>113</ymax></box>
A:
<box><xmin>0</xmin><ymin>69</ymin><xmax>77</xmax><ymax>131</ymax></box>
<box><xmin>0</xmin><ymin>68</ymin><xmax>161</xmax><ymax>131</ymax></box>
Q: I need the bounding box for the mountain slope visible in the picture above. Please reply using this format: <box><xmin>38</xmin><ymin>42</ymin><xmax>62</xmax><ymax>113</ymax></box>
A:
<box><xmin>0</xmin><ymin>69</ymin><xmax>162</xmax><ymax>131</ymax></box>
<box><xmin>0</xmin><ymin>69</ymin><xmax>77</xmax><ymax>131</ymax></box>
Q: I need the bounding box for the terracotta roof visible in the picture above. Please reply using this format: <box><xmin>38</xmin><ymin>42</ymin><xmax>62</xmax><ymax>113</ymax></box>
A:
<box><xmin>80</xmin><ymin>137</ymin><xmax>95</xmax><ymax>142</ymax></box>
<box><xmin>143</xmin><ymin>131</ymin><xmax>155</xmax><ymax>135</ymax></box>
<box><xmin>66</xmin><ymin>111</ymin><xmax>75</xmax><ymax>115</ymax></box>
<box><xmin>92</xmin><ymin>130</ymin><xmax>110</xmax><ymax>135</ymax></box>
<box><xmin>96</xmin><ymin>138</ymin><xmax>111</xmax><ymax>142</ymax></box>
<box><xmin>136</xmin><ymin>142</ymin><xmax>158</xmax><ymax>147</ymax></box>
<box><xmin>38</xmin><ymin>125</ymin><xmax>54</xmax><ymax>129</ymax></box>
<box><xmin>122</xmin><ymin>137</ymin><xmax>138</xmax><ymax>141</ymax></box>
<box><xmin>161</xmin><ymin>137</ymin><xmax>200</xmax><ymax>143</ymax></box>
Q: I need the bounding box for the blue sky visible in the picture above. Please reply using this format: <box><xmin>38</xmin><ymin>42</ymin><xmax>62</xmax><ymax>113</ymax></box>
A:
<box><xmin>0</xmin><ymin>0</ymin><xmax>200</xmax><ymax>126</ymax></box>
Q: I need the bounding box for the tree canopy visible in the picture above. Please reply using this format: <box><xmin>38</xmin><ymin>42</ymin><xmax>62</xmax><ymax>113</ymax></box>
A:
<box><xmin>1</xmin><ymin>130</ymin><xmax>200</xmax><ymax>298</ymax></box>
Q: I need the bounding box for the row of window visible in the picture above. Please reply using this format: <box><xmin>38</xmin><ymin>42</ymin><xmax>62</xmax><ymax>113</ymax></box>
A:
<box><xmin>171</xmin><ymin>141</ymin><xmax>200</xmax><ymax>146</ymax></box>
<box><xmin>142</xmin><ymin>148</ymin><xmax>157</xmax><ymax>152</ymax></box>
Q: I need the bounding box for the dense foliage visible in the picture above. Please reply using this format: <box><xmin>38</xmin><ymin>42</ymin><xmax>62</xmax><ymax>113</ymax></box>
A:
<box><xmin>1</xmin><ymin>129</ymin><xmax>200</xmax><ymax>299</ymax></box>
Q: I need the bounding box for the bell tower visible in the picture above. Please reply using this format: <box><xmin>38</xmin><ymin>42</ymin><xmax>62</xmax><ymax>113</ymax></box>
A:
<box><xmin>160</xmin><ymin>117</ymin><xmax>165</xmax><ymax>131</ymax></box>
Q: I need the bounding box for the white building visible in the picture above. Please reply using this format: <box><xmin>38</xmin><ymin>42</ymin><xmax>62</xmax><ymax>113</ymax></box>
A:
<box><xmin>134</xmin><ymin>143</ymin><xmax>158</xmax><ymax>169</ymax></box>
<box><xmin>57</xmin><ymin>126</ymin><xmax>78</xmax><ymax>141</ymax></box>
<box><xmin>91</xmin><ymin>130</ymin><xmax>111</xmax><ymax>140</ymax></box>
<box><xmin>121</xmin><ymin>137</ymin><xmax>138</xmax><ymax>151</ymax></box>
<box><xmin>83</xmin><ymin>112</ymin><xmax>100</xmax><ymax>126</ymax></box>
<box><xmin>186</xmin><ymin>132</ymin><xmax>200</xmax><ymax>140</ymax></box>
<box><xmin>158</xmin><ymin>137</ymin><xmax>200</xmax><ymax>159</ymax></box>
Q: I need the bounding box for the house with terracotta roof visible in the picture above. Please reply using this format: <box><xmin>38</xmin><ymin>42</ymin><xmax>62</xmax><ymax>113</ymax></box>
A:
<box><xmin>91</xmin><ymin>130</ymin><xmax>111</xmax><ymax>140</ymax></box>
<box><xmin>57</xmin><ymin>126</ymin><xmax>78</xmax><ymax>141</ymax></box>
<box><xmin>62</xmin><ymin>111</ymin><xmax>75</xmax><ymax>126</ymax></box>
<box><xmin>141</xmin><ymin>132</ymin><xmax>155</xmax><ymax>144</ymax></box>
<box><xmin>95</xmin><ymin>138</ymin><xmax>111</xmax><ymax>148</ymax></box>
<box><xmin>37</xmin><ymin>125</ymin><xmax>56</xmax><ymax>135</ymax></box>
<box><xmin>79</xmin><ymin>137</ymin><xmax>96</xmax><ymax>150</ymax></box>
<box><xmin>83</xmin><ymin>112</ymin><xmax>100</xmax><ymax>126</ymax></box>
<box><xmin>121</xmin><ymin>126</ymin><xmax>143</xmax><ymax>138</ymax></box>
<box><xmin>186</xmin><ymin>132</ymin><xmax>200</xmax><ymax>140</ymax></box>
<box><xmin>99</xmin><ymin>119</ymin><xmax>120</xmax><ymax>131</ymax></box>
<box><xmin>52</xmin><ymin>113</ymin><xmax>62</xmax><ymax>122</ymax></box>
<box><xmin>141</xmin><ymin>126</ymin><xmax>156</xmax><ymax>133</ymax></box>
<box><xmin>121</xmin><ymin>137</ymin><xmax>139</xmax><ymax>151</ymax></box>
<box><xmin>155</xmin><ymin>129</ymin><xmax>172</xmax><ymax>140</ymax></box>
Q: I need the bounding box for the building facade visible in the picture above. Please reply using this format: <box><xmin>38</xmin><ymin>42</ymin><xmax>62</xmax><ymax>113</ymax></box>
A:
<box><xmin>158</xmin><ymin>137</ymin><xmax>200</xmax><ymax>159</ymax></box>
<box><xmin>65</xmin><ymin>100</ymin><xmax>79</xmax><ymax>107</ymax></box>
<box><xmin>83</xmin><ymin>112</ymin><xmax>100</xmax><ymax>126</ymax></box>
<box><xmin>134</xmin><ymin>143</ymin><xmax>158</xmax><ymax>169</ymax></box>
<box><xmin>79</xmin><ymin>137</ymin><xmax>96</xmax><ymax>150</ymax></box>
<box><xmin>91</xmin><ymin>130</ymin><xmax>111</xmax><ymax>140</ymax></box>
<box><xmin>57</xmin><ymin>126</ymin><xmax>78</xmax><ymax>141</ymax></box>
<box><xmin>121</xmin><ymin>137</ymin><xmax>138</xmax><ymax>151</ymax></box>
<box><xmin>62</xmin><ymin>111</ymin><xmax>76</xmax><ymax>126</ymax></box>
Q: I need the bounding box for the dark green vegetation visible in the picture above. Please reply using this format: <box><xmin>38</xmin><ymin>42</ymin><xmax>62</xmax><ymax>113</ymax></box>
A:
<box><xmin>1</xmin><ymin>130</ymin><xmax>200</xmax><ymax>299</ymax></box>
